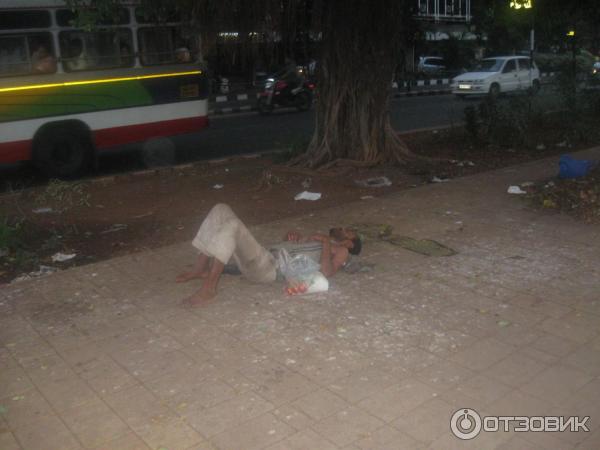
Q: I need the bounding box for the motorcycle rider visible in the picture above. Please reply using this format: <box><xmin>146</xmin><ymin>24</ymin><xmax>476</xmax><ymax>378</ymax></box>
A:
<box><xmin>276</xmin><ymin>57</ymin><xmax>304</xmax><ymax>94</ymax></box>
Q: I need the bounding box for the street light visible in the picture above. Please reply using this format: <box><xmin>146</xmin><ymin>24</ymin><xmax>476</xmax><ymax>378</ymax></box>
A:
<box><xmin>510</xmin><ymin>0</ymin><xmax>534</xmax><ymax>90</ymax></box>
<box><xmin>509</xmin><ymin>1</ymin><xmax>532</xmax><ymax>9</ymax></box>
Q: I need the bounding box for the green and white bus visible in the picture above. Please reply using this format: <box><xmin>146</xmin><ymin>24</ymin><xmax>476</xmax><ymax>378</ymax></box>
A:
<box><xmin>0</xmin><ymin>0</ymin><xmax>209</xmax><ymax>177</ymax></box>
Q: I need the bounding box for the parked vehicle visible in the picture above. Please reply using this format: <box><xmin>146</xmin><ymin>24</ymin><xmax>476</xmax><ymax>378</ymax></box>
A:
<box><xmin>257</xmin><ymin>77</ymin><xmax>315</xmax><ymax>115</ymax></box>
<box><xmin>589</xmin><ymin>61</ymin><xmax>600</xmax><ymax>87</ymax></box>
<box><xmin>451</xmin><ymin>56</ymin><xmax>540</xmax><ymax>98</ymax></box>
<box><xmin>417</xmin><ymin>56</ymin><xmax>447</xmax><ymax>75</ymax></box>
<box><xmin>0</xmin><ymin>1</ymin><xmax>209</xmax><ymax>178</ymax></box>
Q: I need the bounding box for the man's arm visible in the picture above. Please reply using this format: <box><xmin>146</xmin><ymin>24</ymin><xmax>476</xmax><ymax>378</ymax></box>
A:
<box><xmin>311</xmin><ymin>234</ymin><xmax>348</xmax><ymax>278</ymax></box>
<box><xmin>284</xmin><ymin>231</ymin><xmax>302</xmax><ymax>242</ymax></box>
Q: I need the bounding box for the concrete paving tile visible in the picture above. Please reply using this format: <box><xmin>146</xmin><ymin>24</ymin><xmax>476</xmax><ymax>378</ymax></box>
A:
<box><xmin>392</xmin><ymin>398</ymin><xmax>456</xmax><ymax>444</ymax></box>
<box><xmin>6</xmin><ymin>339</ymin><xmax>58</xmax><ymax>367</ymax></box>
<box><xmin>164</xmin><ymin>378</ymin><xmax>237</xmax><ymax>414</ymax></box>
<box><xmin>576</xmin><ymin>427</ymin><xmax>600</xmax><ymax>449</ymax></box>
<box><xmin>485</xmin><ymin>388</ymin><xmax>555</xmax><ymax>418</ymax></box>
<box><xmin>416</xmin><ymin>359</ymin><xmax>476</xmax><ymax>392</ymax></box>
<box><xmin>113</xmin><ymin>348</ymin><xmax>196</xmax><ymax>384</ymax></box>
<box><xmin>135</xmin><ymin>415</ymin><xmax>204</xmax><ymax>450</ymax></box>
<box><xmin>350</xmin><ymin>425</ymin><xmax>426</xmax><ymax>450</ymax></box>
<box><xmin>517</xmin><ymin>345</ymin><xmax>561</xmax><ymax>365</ymax></box>
<box><xmin>144</xmin><ymin>362</ymin><xmax>224</xmax><ymax>400</ymax></box>
<box><xmin>184</xmin><ymin>441</ymin><xmax>219</xmax><ymax>450</ymax></box>
<box><xmin>483</xmin><ymin>352</ymin><xmax>548</xmax><ymax>387</ymax></box>
<box><xmin>255</xmin><ymin>371</ymin><xmax>320</xmax><ymax>407</ymax></box>
<box><xmin>0</xmin><ymin>348</ymin><xmax>19</xmax><ymax>371</ymax></box>
<box><xmin>59</xmin><ymin>398</ymin><xmax>129</xmax><ymax>448</ymax></box>
<box><xmin>12</xmin><ymin>413</ymin><xmax>82</xmax><ymax>450</ymax></box>
<box><xmin>1</xmin><ymin>389</ymin><xmax>53</xmax><ymax>430</ymax></box>
<box><xmin>449</xmin><ymin>337</ymin><xmax>516</xmax><ymax>371</ymax></box>
<box><xmin>0</xmin><ymin>366</ymin><xmax>34</xmax><ymax>399</ymax></box>
<box><xmin>0</xmin><ymin>429</ymin><xmax>21</xmax><ymax>450</ymax></box>
<box><xmin>103</xmin><ymin>384</ymin><xmax>170</xmax><ymax>429</ymax></box>
<box><xmin>357</xmin><ymin>377</ymin><xmax>438</xmax><ymax>423</ymax></box>
<box><xmin>563</xmin><ymin>344</ymin><xmax>600</xmax><ymax>377</ymax></box>
<box><xmin>291</xmin><ymin>388</ymin><xmax>350</xmax><ymax>421</ymax></box>
<box><xmin>521</xmin><ymin>365</ymin><xmax>593</xmax><ymax>406</ymax></box>
<box><xmin>210</xmin><ymin>413</ymin><xmax>295</xmax><ymax>450</ymax></box>
<box><xmin>270</xmin><ymin>404</ymin><xmax>316</xmax><ymax>431</ymax></box>
<box><xmin>449</xmin><ymin>374</ymin><xmax>513</xmax><ymax>407</ymax></box>
<box><xmin>90</xmin><ymin>432</ymin><xmax>150</xmax><ymax>450</ymax></box>
<box><xmin>495</xmin><ymin>436</ymin><xmax>548</xmax><ymax>450</ymax></box>
<box><xmin>34</xmin><ymin>374</ymin><xmax>100</xmax><ymax>413</ymax></box>
<box><xmin>538</xmin><ymin>312</ymin><xmax>600</xmax><ymax>344</ymax></box>
<box><xmin>186</xmin><ymin>391</ymin><xmax>274</xmax><ymax>438</ymax></box>
<box><xmin>327</xmin><ymin>366</ymin><xmax>399</xmax><ymax>403</ymax></box>
<box><xmin>561</xmin><ymin>377</ymin><xmax>600</xmax><ymax>410</ymax></box>
<box><xmin>488</xmin><ymin>322</ymin><xmax>542</xmax><ymax>347</ymax></box>
<box><xmin>521</xmin><ymin>429</ymin><xmax>584</xmax><ymax>449</ymax></box>
<box><xmin>418</xmin><ymin>329</ymin><xmax>479</xmax><ymax>356</ymax></box>
<box><xmin>311</xmin><ymin>406</ymin><xmax>384</xmax><ymax>447</ymax></box>
<box><xmin>265</xmin><ymin>428</ymin><xmax>339</xmax><ymax>450</ymax></box>
<box><xmin>428</xmin><ymin>427</ymin><xmax>512</xmax><ymax>450</ymax></box>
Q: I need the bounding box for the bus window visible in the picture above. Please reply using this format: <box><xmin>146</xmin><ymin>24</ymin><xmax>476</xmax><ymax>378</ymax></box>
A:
<box><xmin>56</xmin><ymin>8</ymin><xmax>130</xmax><ymax>27</ymax></box>
<box><xmin>138</xmin><ymin>27</ymin><xmax>193</xmax><ymax>65</ymax></box>
<box><xmin>135</xmin><ymin>7</ymin><xmax>180</xmax><ymax>24</ymax></box>
<box><xmin>0</xmin><ymin>33</ymin><xmax>56</xmax><ymax>76</ymax></box>
<box><xmin>0</xmin><ymin>10</ymin><xmax>51</xmax><ymax>30</ymax></box>
<box><xmin>60</xmin><ymin>29</ymin><xmax>134</xmax><ymax>71</ymax></box>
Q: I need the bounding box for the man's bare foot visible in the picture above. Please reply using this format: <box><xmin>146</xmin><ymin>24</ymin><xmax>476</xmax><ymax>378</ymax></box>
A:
<box><xmin>181</xmin><ymin>289</ymin><xmax>217</xmax><ymax>307</ymax></box>
<box><xmin>176</xmin><ymin>271</ymin><xmax>208</xmax><ymax>283</ymax></box>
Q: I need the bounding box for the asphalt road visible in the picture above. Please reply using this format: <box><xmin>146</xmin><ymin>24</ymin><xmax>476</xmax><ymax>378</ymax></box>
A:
<box><xmin>172</xmin><ymin>94</ymin><xmax>470</xmax><ymax>162</ymax></box>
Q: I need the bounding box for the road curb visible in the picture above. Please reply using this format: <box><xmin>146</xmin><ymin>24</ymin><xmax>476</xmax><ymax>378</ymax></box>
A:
<box><xmin>209</xmin><ymin>88</ymin><xmax>452</xmax><ymax>117</ymax></box>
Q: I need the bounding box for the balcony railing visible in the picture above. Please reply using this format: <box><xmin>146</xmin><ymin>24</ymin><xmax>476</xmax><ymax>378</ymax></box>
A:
<box><xmin>417</xmin><ymin>0</ymin><xmax>471</xmax><ymax>22</ymax></box>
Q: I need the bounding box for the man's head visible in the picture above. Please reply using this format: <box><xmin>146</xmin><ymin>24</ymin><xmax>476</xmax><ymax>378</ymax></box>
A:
<box><xmin>329</xmin><ymin>227</ymin><xmax>362</xmax><ymax>255</ymax></box>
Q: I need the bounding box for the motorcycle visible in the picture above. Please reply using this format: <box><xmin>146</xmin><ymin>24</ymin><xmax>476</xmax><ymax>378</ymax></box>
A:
<box><xmin>257</xmin><ymin>75</ymin><xmax>315</xmax><ymax>115</ymax></box>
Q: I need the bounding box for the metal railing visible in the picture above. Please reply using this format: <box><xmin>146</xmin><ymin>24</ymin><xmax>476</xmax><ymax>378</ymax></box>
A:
<box><xmin>416</xmin><ymin>0</ymin><xmax>471</xmax><ymax>22</ymax></box>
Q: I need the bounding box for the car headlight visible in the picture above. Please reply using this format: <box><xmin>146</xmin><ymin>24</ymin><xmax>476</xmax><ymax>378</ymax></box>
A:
<box><xmin>473</xmin><ymin>80</ymin><xmax>485</xmax><ymax>85</ymax></box>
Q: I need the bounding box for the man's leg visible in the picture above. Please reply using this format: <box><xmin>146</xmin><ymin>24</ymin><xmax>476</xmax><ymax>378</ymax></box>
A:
<box><xmin>182</xmin><ymin>257</ymin><xmax>224</xmax><ymax>306</ymax></box>
<box><xmin>176</xmin><ymin>253</ymin><xmax>210</xmax><ymax>282</ymax></box>
<box><xmin>178</xmin><ymin>204</ymin><xmax>274</xmax><ymax>306</ymax></box>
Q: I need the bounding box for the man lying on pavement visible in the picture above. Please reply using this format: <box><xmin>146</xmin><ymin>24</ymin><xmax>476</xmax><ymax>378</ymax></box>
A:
<box><xmin>176</xmin><ymin>203</ymin><xmax>362</xmax><ymax>306</ymax></box>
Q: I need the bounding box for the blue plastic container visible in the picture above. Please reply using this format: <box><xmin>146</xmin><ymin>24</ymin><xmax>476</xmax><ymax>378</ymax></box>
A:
<box><xmin>558</xmin><ymin>154</ymin><xmax>595</xmax><ymax>179</ymax></box>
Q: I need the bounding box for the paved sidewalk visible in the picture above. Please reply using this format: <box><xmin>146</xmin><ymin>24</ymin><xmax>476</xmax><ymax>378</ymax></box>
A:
<box><xmin>2</xmin><ymin>149</ymin><xmax>600</xmax><ymax>449</ymax></box>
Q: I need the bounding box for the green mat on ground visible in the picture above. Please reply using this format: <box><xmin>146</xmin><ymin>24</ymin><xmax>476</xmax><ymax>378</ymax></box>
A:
<box><xmin>352</xmin><ymin>223</ymin><xmax>457</xmax><ymax>257</ymax></box>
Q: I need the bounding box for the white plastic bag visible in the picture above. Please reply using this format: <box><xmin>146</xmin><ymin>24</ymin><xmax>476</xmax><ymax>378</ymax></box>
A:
<box><xmin>276</xmin><ymin>249</ymin><xmax>329</xmax><ymax>295</ymax></box>
<box><xmin>276</xmin><ymin>249</ymin><xmax>320</xmax><ymax>280</ymax></box>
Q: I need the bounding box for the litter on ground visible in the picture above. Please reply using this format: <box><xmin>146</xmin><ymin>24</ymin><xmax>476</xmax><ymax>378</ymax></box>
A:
<box><xmin>507</xmin><ymin>186</ymin><xmax>527</xmax><ymax>195</ymax></box>
<box><xmin>32</xmin><ymin>207</ymin><xmax>53</xmax><ymax>214</ymax></box>
<box><xmin>354</xmin><ymin>176</ymin><xmax>392</xmax><ymax>188</ymax></box>
<box><xmin>294</xmin><ymin>191</ymin><xmax>322</xmax><ymax>201</ymax></box>
<box><xmin>51</xmin><ymin>252</ymin><xmax>77</xmax><ymax>263</ymax></box>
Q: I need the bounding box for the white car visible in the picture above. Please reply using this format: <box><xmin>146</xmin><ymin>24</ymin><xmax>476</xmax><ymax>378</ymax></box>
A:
<box><xmin>417</xmin><ymin>56</ymin><xmax>447</xmax><ymax>75</ymax></box>
<box><xmin>451</xmin><ymin>56</ymin><xmax>540</xmax><ymax>98</ymax></box>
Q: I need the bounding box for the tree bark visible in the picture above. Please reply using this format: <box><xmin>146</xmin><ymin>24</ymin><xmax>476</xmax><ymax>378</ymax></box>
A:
<box><xmin>293</xmin><ymin>0</ymin><xmax>417</xmax><ymax>168</ymax></box>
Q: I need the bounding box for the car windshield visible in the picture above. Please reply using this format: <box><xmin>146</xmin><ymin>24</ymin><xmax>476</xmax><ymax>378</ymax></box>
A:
<box><xmin>472</xmin><ymin>59</ymin><xmax>504</xmax><ymax>72</ymax></box>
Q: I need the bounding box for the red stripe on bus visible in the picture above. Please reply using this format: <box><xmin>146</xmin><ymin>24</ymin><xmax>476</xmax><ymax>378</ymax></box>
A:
<box><xmin>94</xmin><ymin>116</ymin><xmax>209</xmax><ymax>149</ymax></box>
<box><xmin>0</xmin><ymin>115</ymin><xmax>209</xmax><ymax>164</ymax></box>
<box><xmin>0</xmin><ymin>140</ymin><xmax>31</xmax><ymax>164</ymax></box>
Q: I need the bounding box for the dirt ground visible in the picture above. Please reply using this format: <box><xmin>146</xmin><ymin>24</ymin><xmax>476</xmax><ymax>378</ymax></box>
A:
<box><xmin>0</xmin><ymin>127</ymin><xmax>596</xmax><ymax>284</ymax></box>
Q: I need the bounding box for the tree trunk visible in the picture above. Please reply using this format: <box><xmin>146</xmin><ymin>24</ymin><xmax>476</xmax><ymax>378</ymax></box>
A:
<box><xmin>294</xmin><ymin>0</ymin><xmax>416</xmax><ymax>168</ymax></box>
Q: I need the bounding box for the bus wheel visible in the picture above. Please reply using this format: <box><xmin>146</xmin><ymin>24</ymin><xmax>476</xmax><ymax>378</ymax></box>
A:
<box><xmin>32</xmin><ymin>121</ymin><xmax>94</xmax><ymax>178</ymax></box>
<box><xmin>141</xmin><ymin>137</ymin><xmax>175</xmax><ymax>168</ymax></box>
